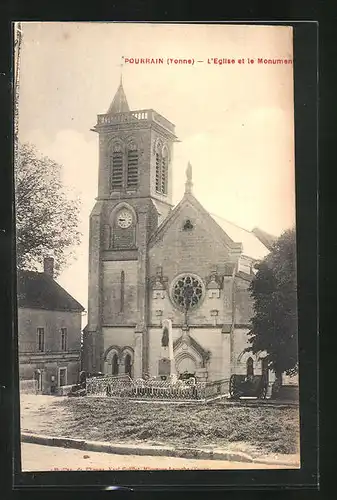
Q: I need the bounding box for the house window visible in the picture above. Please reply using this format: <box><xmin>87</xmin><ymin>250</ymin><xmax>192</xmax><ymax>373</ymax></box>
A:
<box><xmin>247</xmin><ymin>357</ymin><xmax>254</xmax><ymax>377</ymax></box>
<box><xmin>37</xmin><ymin>328</ymin><xmax>44</xmax><ymax>352</ymax></box>
<box><xmin>110</xmin><ymin>150</ymin><xmax>123</xmax><ymax>191</ymax></box>
<box><xmin>112</xmin><ymin>354</ymin><xmax>119</xmax><ymax>375</ymax></box>
<box><xmin>127</xmin><ymin>148</ymin><xmax>138</xmax><ymax>189</ymax></box>
<box><xmin>58</xmin><ymin>367</ymin><xmax>67</xmax><ymax>387</ymax></box>
<box><xmin>61</xmin><ymin>327</ymin><xmax>67</xmax><ymax>351</ymax></box>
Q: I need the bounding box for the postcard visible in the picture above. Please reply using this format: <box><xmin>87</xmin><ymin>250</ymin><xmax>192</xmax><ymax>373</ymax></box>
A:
<box><xmin>14</xmin><ymin>22</ymin><xmax>300</xmax><ymax>473</ymax></box>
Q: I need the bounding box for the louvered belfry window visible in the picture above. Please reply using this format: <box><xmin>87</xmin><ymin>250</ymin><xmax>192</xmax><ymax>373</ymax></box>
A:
<box><xmin>155</xmin><ymin>152</ymin><xmax>161</xmax><ymax>192</ymax></box>
<box><xmin>110</xmin><ymin>142</ymin><xmax>139</xmax><ymax>192</ymax></box>
<box><xmin>127</xmin><ymin>143</ymin><xmax>138</xmax><ymax>189</ymax></box>
<box><xmin>155</xmin><ymin>143</ymin><xmax>168</xmax><ymax>195</ymax></box>
<box><xmin>161</xmin><ymin>152</ymin><xmax>168</xmax><ymax>195</ymax></box>
<box><xmin>110</xmin><ymin>146</ymin><xmax>123</xmax><ymax>191</ymax></box>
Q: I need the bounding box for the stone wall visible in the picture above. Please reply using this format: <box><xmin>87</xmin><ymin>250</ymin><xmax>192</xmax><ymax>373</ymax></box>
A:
<box><xmin>102</xmin><ymin>260</ymin><xmax>138</xmax><ymax>325</ymax></box>
<box><xmin>19</xmin><ymin>357</ymin><xmax>80</xmax><ymax>394</ymax></box>
<box><xmin>149</xmin><ymin>202</ymin><xmax>233</xmax><ymax>287</ymax></box>
<box><xmin>18</xmin><ymin>307</ymin><xmax>82</xmax><ymax>394</ymax></box>
<box><xmin>234</xmin><ymin>276</ymin><xmax>254</xmax><ymax>325</ymax></box>
<box><xmin>148</xmin><ymin>201</ymin><xmax>238</xmax><ymax>328</ymax></box>
<box><xmin>231</xmin><ymin>328</ymin><xmax>262</xmax><ymax>376</ymax></box>
<box><xmin>18</xmin><ymin>308</ymin><xmax>81</xmax><ymax>353</ymax></box>
<box><xmin>147</xmin><ymin>326</ymin><xmax>231</xmax><ymax>382</ymax></box>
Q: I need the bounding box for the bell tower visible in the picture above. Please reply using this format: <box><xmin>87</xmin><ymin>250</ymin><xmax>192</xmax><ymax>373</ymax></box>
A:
<box><xmin>85</xmin><ymin>78</ymin><xmax>179</xmax><ymax>377</ymax></box>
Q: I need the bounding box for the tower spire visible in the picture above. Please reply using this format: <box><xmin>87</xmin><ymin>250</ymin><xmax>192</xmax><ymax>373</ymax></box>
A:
<box><xmin>107</xmin><ymin>74</ymin><xmax>130</xmax><ymax>114</ymax></box>
<box><xmin>185</xmin><ymin>162</ymin><xmax>193</xmax><ymax>194</ymax></box>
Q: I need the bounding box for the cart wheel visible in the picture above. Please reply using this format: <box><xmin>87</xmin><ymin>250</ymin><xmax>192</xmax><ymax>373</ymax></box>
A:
<box><xmin>229</xmin><ymin>375</ymin><xmax>236</xmax><ymax>398</ymax></box>
<box><xmin>259</xmin><ymin>383</ymin><xmax>267</xmax><ymax>399</ymax></box>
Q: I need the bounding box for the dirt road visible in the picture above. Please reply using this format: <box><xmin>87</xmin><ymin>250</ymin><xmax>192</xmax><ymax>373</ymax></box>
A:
<box><xmin>21</xmin><ymin>443</ymin><xmax>296</xmax><ymax>471</ymax></box>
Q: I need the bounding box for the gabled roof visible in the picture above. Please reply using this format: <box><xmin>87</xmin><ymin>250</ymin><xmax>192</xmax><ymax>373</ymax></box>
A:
<box><xmin>210</xmin><ymin>214</ymin><xmax>270</xmax><ymax>260</ymax></box>
<box><xmin>173</xmin><ymin>334</ymin><xmax>210</xmax><ymax>362</ymax></box>
<box><xmin>149</xmin><ymin>192</ymin><xmax>243</xmax><ymax>255</ymax></box>
<box><xmin>252</xmin><ymin>227</ymin><xmax>277</xmax><ymax>251</ymax></box>
<box><xmin>150</xmin><ymin>190</ymin><xmax>271</xmax><ymax>260</ymax></box>
<box><xmin>107</xmin><ymin>77</ymin><xmax>130</xmax><ymax>114</ymax></box>
<box><xmin>17</xmin><ymin>270</ymin><xmax>84</xmax><ymax>312</ymax></box>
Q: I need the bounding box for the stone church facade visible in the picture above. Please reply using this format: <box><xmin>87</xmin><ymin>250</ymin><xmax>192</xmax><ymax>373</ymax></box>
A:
<box><xmin>83</xmin><ymin>79</ymin><xmax>272</xmax><ymax>383</ymax></box>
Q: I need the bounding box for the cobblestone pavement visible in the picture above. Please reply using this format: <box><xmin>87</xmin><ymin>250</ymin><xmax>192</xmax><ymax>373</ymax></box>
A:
<box><xmin>21</xmin><ymin>443</ymin><xmax>296</xmax><ymax>471</ymax></box>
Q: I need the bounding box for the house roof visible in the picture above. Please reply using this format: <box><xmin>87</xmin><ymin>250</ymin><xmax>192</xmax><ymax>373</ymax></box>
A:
<box><xmin>17</xmin><ymin>270</ymin><xmax>85</xmax><ymax>312</ymax></box>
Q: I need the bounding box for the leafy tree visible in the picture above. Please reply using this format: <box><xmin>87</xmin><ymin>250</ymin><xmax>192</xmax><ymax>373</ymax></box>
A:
<box><xmin>15</xmin><ymin>142</ymin><xmax>81</xmax><ymax>277</ymax></box>
<box><xmin>247</xmin><ymin>228</ymin><xmax>298</xmax><ymax>377</ymax></box>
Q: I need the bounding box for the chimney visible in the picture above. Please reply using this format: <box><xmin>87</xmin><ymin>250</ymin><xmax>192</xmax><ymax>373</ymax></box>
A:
<box><xmin>43</xmin><ymin>257</ymin><xmax>54</xmax><ymax>278</ymax></box>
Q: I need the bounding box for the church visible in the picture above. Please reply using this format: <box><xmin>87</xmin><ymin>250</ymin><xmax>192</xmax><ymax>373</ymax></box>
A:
<box><xmin>83</xmin><ymin>78</ymin><xmax>275</xmax><ymax>383</ymax></box>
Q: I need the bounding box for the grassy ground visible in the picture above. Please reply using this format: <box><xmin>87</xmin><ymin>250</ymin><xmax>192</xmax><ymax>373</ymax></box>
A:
<box><xmin>20</xmin><ymin>395</ymin><xmax>300</xmax><ymax>458</ymax></box>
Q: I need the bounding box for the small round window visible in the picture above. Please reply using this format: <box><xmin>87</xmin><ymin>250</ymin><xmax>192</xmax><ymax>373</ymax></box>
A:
<box><xmin>171</xmin><ymin>274</ymin><xmax>204</xmax><ymax>311</ymax></box>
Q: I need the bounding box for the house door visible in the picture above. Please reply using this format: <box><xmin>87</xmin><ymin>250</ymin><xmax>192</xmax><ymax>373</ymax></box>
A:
<box><xmin>34</xmin><ymin>370</ymin><xmax>42</xmax><ymax>392</ymax></box>
<box><xmin>59</xmin><ymin>367</ymin><xmax>67</xmax><ymax>387</ymax></box>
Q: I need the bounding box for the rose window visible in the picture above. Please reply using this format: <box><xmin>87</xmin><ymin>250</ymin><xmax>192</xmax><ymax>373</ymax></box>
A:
<box><xmin>171</xmin><ymin>274</ymin><xmax>204</xmax><ymax>311</ymax></box>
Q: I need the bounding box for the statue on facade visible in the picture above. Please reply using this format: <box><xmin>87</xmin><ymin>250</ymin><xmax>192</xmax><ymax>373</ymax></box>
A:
<box><xmin>161</xmin><ymin>326</ymin><xmax>169</xmax><ymax>347</ymax></box>
<box><xmin>185</xmin><ymin>162</ymin><xmax>193</xmax><ymax>194</ymax></box>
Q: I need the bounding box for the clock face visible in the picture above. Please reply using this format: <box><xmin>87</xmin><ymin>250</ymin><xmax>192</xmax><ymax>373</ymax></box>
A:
<box><xmin>117</xmin><ymin>210</ymin><xmax>133</xmax><ymax>229</ymax></box>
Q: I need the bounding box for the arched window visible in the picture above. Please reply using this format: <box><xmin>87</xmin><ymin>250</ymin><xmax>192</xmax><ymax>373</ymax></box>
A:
<box><xmin>125</xmin><ymin>354</ymin><xmax>132</xmax><ymax>377</ymax></box>
<box><xmin>120</xmin><ymin>271</ymin><xmax>125</xmax><ymax>312</ymax></box>
<box><xmin>110</xmin><ymin>144</ymin><xmax>123</xmax><ymax>191</ymax></box>
<box><xmin>127</xmin><ymin>143</ymin><xmax>138</xmax><ymax>189</ymax></box>
<box><xmin>247</xmin><ymin>357</ymin><xmax>254</xmax><ymax>377</ymax></box>
<box><xmin>112</xmin><ymin>354</ymin><xmax>119</xmax><ymax>375</ymax></box>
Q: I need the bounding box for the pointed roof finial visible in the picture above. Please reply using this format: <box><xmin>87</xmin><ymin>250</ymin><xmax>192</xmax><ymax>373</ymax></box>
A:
<box><xmin>107</xmin><ymin>62</ymin><xmax>130</xmax><ymax>114</ymax></box>
<box><xmin>185</xmin><ymin>162</ymin><xmax>193</xmax><ymax>194</ymax></box>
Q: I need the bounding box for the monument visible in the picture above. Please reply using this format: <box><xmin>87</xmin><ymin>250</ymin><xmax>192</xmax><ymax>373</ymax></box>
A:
<box><xmin>158</xmin><ymin>318</ymin><xmax>176</xmax><ymax>380</ymax></box>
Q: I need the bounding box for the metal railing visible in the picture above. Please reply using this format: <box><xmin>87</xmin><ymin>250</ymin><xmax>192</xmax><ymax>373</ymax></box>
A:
<box><xmin>96</xmin><ymin>109</ymin><xmax>175</xmax><ymax>133</ymax></box>
<box><xmin>86</xmin><ymin>375</ymin><xmax>229</xmax><ymax>401</ymax></box>
<box><xmin>204</xmin><ymin>378</ymin><xmax>230</xmax><ymax>399</ymax></box>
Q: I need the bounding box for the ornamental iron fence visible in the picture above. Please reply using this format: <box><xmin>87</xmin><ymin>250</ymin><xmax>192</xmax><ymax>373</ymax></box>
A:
<box><xmin>86</xmin><ymin>374</ymin><xmax>229</xmax><ymax>401</ymax></box>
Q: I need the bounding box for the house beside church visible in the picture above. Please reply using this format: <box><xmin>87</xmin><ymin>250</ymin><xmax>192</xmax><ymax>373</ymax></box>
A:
<box><xmin>83</xmin><ymin>79</ymin><xmax>275</xmax><ymax>384</ymax></box>
<box><xmin>18</xmin><ymin>257</ymin><xmax>84</xmax><ymax>394</ymax></box>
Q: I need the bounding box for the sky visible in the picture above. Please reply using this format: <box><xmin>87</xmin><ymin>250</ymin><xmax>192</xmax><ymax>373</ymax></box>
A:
<box><xmin>17</xmin><ymin>22</ymin><xmax>295</xmax><ymax>315</ymax></box>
